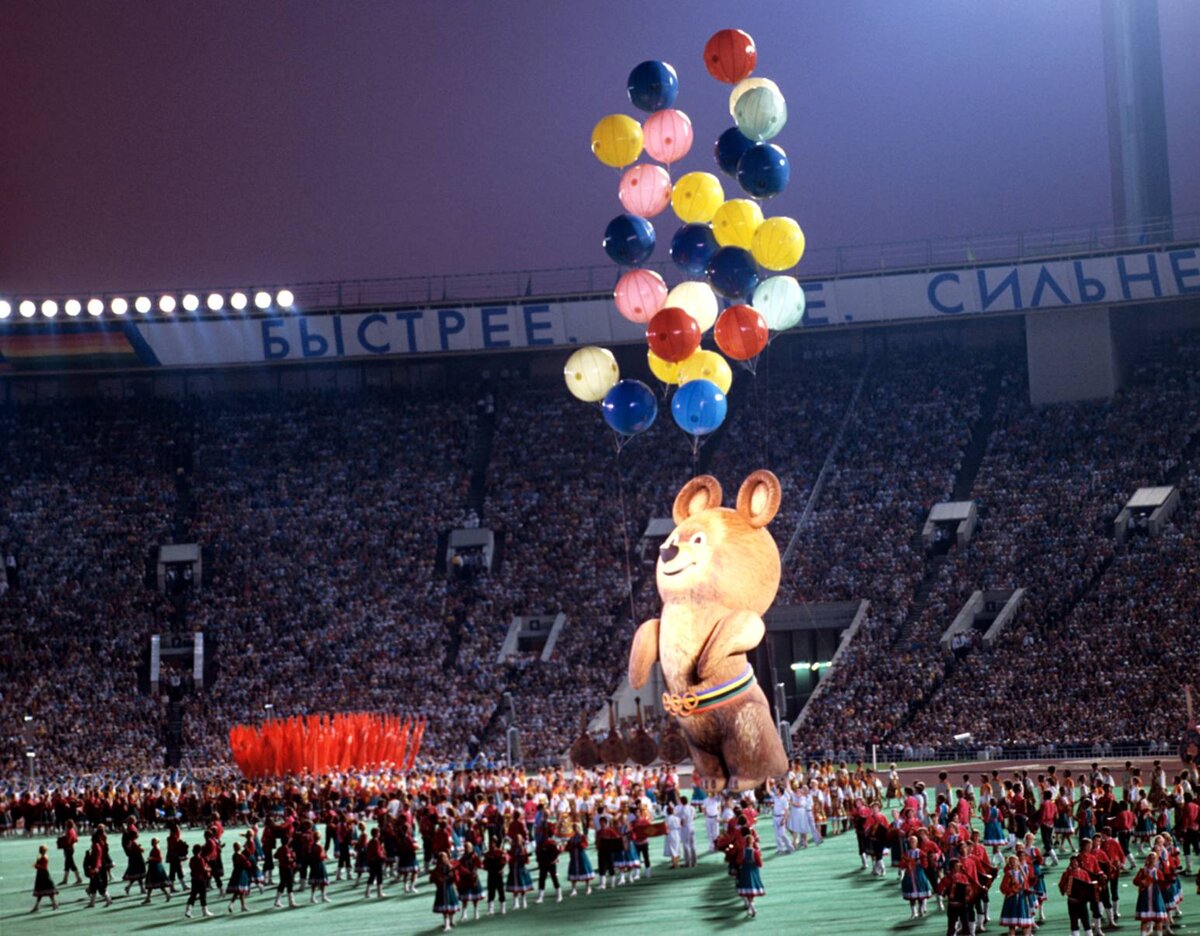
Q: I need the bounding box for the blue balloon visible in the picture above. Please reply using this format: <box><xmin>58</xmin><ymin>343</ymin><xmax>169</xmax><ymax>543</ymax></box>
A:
<box><xmin>670</xmin><ymin>223</ymin><xmax>719</xmax><ymax>278</ymax></box>
<box><xmin>627</xmin><ymin>60</ymin><xmax>679</xmax><ymax>113</ymax></box>
<box><xmin>714</xmin><ymin>126</ymin><xmax>755</xmax><ymax>177</ymax></box>
<box><xmin>671</xmin><ymin>379</ymin><xmax>727</xmax><ymax>436</ymax></box>
<box><xmin>705</xmin><ymin>246</ymin><xmax>760</xmax><ymax>300</ymax></box>
<box><xmin>603</xmin><ymin>214</ymin><xmax>656</xmax><ymax>266</ymax></box>
<box><xmin>602</xmin><ymin>379</ymin><xmax>658</xmax><ymax>435</ymax></box>
<box><xmin>736</xmin><ymin>143</ymin><xmax>791</xmax><ymax>199</ymax></box>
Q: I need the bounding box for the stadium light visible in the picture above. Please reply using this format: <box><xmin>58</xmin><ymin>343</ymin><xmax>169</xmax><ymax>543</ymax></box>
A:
<box><xmin>276</xmin><ymin>289</ymin><xmax>294</xmax><ymax>308</ymax></box>
<box><xmin>111</xmin><ymin>297</ymin><xmax>128</xmax><ymax>315</ymax></box>
<box><xmin>159</xmin><ymin>295</ymin><xmax>176</xmax><ymax>313</ymax></box>
<box><xmin>0</xmin><ymin>300</ymin><xmax>10</xmax><ymax>319</ymax></box>
<box><xmin>206</xmin><ymin>293</ymin><xmax>224</xmax><ymax>312</ymax></box>
<box><xmin>87</xmin><ymin>298</ymin><xmax>104</xmax><ymax>317</ymax></box>
<box><xmin>182</xmin><ymin>293</ymin><xmax>200</xmax><ymax>312</ymax></box>
<box><xmin>254</xmin><ymin>290</ymin><xmax>272</xmax><ymax>309</ymax></box>
<box><xmin>230</xmin><ymin>291</ymin><xmax>248</xmax><ymax>311</ymax></box>
<box><xmin>135</xmin><ymin>296</ymin><xmax>152</xmax><ymax>314</ymax></box>
<box><xmin>41</xmin><ymin>300</ymin><xmax>58</xmax><ymax>318</ymax></box>
<box><xmin>23</xmin><ymin>715</ymin><xmax>33</xmax><ymax>722</ymax></box>
<box><xmin>65</xmin><ymin>299</ymin><xmax>82</xmax><ymax>317</ymax></box>
<box><xmin>19</xmin><ymin>300</ymin><xmax>36</xmax><ymax>318</ymax></box>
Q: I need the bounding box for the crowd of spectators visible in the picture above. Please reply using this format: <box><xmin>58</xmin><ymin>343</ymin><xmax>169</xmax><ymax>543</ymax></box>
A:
<box><xmin>1</xmin><ymin>334</ymin><xmax>1197</xmax><ymax>780</ymax></box>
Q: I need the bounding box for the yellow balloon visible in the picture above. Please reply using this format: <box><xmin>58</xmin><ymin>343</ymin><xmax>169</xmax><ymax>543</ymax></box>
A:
<box><xmin>752</xmin><ymin>216</ymin><xmax>806</xmax><ymax>271</ymax></box>
<box><xmin>591</xmin><ymin>114</ymin><xmax>643</xmax><ymax>169</ymax></box>
<box><xmin>711</xmin><ymin>198</ymin><xmax>764</xmax><ymax>249</ymax></box>
<box><xmin>564</xmin><ymin>346</ymin><xmax>619</xmax><ymax>402</ymax></box>
<box><xmin>647</xmin><ymin>348</ymin><xmax>680</xmax><ymax>385</ymax></box>
<box><xmin>728</xmin><ymin>77</ymin><xmax>781</xmax><ymax>119</ymax></box>
<box><xmin>677</xmin><ymin>349</ymin><xmax>733</xmax><ymax>395</ymax></box>
<box><xmin>671</xmin><ymin>171</ymin><xmax>725</xmax><ymax>224</ymax></box>
<box><xmin>665</xmin><ymin>281</ymin><xmax>719</xmax><ymax>332</ymax></box>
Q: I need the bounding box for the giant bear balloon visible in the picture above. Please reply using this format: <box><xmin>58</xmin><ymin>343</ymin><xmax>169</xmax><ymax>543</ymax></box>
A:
<box><xmin>628</xmin><ymin>470</ymin><xmax>789</xmax><ymax>793</ymax></box>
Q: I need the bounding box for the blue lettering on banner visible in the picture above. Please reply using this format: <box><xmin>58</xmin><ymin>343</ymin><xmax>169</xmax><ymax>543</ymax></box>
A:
<box><xmin>1168</xmin><ymin>249</ymin><xmax>1200</xmax><ymax>294</ymax></box>
<box><xmin>332</xmin><ymin>316</ymin><xmax>345</xmax><ymax>356</ymax></box>
<box><xmin>1029</xmin><ymin>266</ymin><xmax>1071</xmax><ymax>308</ymax></box>
<box><xmin>262</xmin><ymin>318</ymin><xmax>290</xmax><ymax>359</ymax></box>
<box><xmin>357</xmin><ymin>313</ymin><xmax>390</xmax><ymax>354</ymax></box>
<box><xmin>801</xmin><ymin>282</ymin><xmax>828</xmax><ymax>325</ymax></box>
<box><xmin>480</xmin><ymin>306</ymin><xmax>510</xmax><ymax>348</ymax></box>
<box><xmin>523</xmin><ymin>304</ymin><xmax>554</xmax><ymax>345</ymax></box>
<box><xmin>1073</xmin><ymin>261</ymin><xmax>1107</xmax><ymax>302</ymax></box>
<box><xmin>437</xmin><ymin>309</ymin><xmax>466</xmax><ymax>351</ymax></box>
<box><xmin>394</xmin><ymin>311</ymin><xmax>422</xmax><ymax>352</ymax></box>
<box><xmin>928</xmin><ymin>272</ymin><xmax>964</xmax><ymax>315</ymax></box>
<box><xmin>1117</xmin><ymin>253</ymin><xmax>1162</xmax><ymax>299</ymax></box>
<box><xmin>977</xmin><ymin>267</ymin><xmax>1022</xmax><ymax>312</ymax></box>
<box><xmin>299</xmin><ymin>318</ymin><xmax>329</xmax><ymax>358</ymax></box>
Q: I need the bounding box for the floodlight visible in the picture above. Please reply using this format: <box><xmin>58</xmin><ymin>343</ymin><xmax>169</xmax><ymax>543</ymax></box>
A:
<box><xmin>111</xmin><ymin>297</ymin><xmax>128</xmax><ymax>315</ymax></box>
<box><xmin>182</xmin><ymin>294</ymin><xmax>200</xmax><ymax>312</ymax></box>
<box><xmin>42</xmin><ymin>300</ymin><xmax>58</xmax><ymax>318</ymax></box>
<box><xmin>19</xmin><ymin>301</ymin><xmax>36</xmax><ymax>318</ymax></box>
<box><xmin>159</xmin><ymin>295</ymin><xmax>176</xmax><ymax>313</ymax></box>
<box><xmin>65</xmin><ymin>299</ymin><xmax>82</xmax><ymax>317</ymax></box>
<box><xmin>254</xmin><ymin>290</ymin><xmax>272</xmax><ymax>309</ymax></box>
<box><xmin>230</xmin><ymin>291</ymin><xmax>248</xmax><ymax>310</ymax></box>
<box><xmin>135</xmin><ymin>296</ymin><xmax>152</xmax><ymax>314</ymax></box>
<box><xmin>207</xmin><ymin>293</ymin><xmax>224</xmax><ymax>311</ymax></box>
<box><xmin>276</xmin><ymin>289</ymin><xmax>294</xmax><ymax>308</ymax></box>
<box><xmin>87</xmin><ymin>299</ymin><xmax>104</xmax><ymax>317</ymax></box>
<box><xmin>0</xmin><ymin>300</ymin><xmax>10</xmax><ymax>319</ymax></box>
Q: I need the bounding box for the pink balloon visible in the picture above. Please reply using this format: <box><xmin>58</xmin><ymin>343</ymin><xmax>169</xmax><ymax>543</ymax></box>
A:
<box><xmin>618</xmin><ymin>164</ymin><xmax>672</xmax><ymax>218</ymax></box>
<box><xmin>642</xmin><ymin>109</ymin><xmax>694</xmax><ymax>165</ymax></box>
<box><xmin>614</xmin><ymin>268</ymin><xmax>668</xmax><ymax>324</ymax></box>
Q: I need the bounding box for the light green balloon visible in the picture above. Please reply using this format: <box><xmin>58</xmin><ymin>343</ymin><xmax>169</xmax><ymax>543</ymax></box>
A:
<box><xmin>752</xmin><ymin>275</ymin><xmax>806</xmax><ymax>331</ymax></box>
<box><xmin>733</xmin><ymin>85</ymin><xmax>787</xmax><ymax>143</ymax></box>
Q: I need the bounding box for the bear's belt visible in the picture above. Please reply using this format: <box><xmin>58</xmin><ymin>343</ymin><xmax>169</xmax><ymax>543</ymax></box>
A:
<box><xmin>662</xmin><ymin>667</ymin><xmax>755</xmax><ymax>718</ymax></box>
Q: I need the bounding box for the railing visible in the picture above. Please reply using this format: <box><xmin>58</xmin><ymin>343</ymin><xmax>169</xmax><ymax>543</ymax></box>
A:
<box><xmin>3</xmin><ymin>215</ymin><xmax>1197</xmax><ymax>321</ymax></box>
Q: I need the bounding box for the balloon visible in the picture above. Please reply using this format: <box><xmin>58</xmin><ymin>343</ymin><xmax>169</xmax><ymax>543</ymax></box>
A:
<box><xmin>711</xmin><ymin>198</ymin><xmax>763</xmax><ymax>249</ymax></box>
<box><xmin>733</xmin><ymin>85</ymin><xmax>787</xmax><ymax>142</ymax></box>
<box><xmin>671</xmin><ymin>171</ymin><xmax>724</xmax><ymax>224</ymax></box>
<box><xmin>714</xmin><ymin>304</ymin><xmax>769</xmax><ymax>360</ymax></box>
<box><xmin>603</xmin><ymin>214</ymin><xmax>656</xmax><ymax>266</ymax></box>
<box><xmin>753</xmin><ymin>275</ymin><xmax>807</xmax><ymax>331</ymax></box>
<box><xmin>647</xmin><ymin>348</ymin><xmax>681</xmax><ymax>384</ymax></box>
<box><xmin>728</xmin><ymin>77</ymin><xmax>781</xmax><ymax>118</ymax></box>
<box><xmin>563</xmin><ymin>346</ymin><xmax>620</xmax><ymax>402</ymax></box>
<box><xmin>704</xmin><ymin>29</ymin><xmax>757</xmax><ymax>84</ymax></box>
<box><xmin>626</xmin><ymin>60</ymin><xmax>679</xmax><ymax>113</ymax></box>
<box><xmin>669</xmin><ymin>223</ymin><xmax>719</xmax><ymax>278</ymax></box>
<box><xmin>614</xmin><ymin>268</ymin><xmax>668</xmax><ymax>324</ymax></box>
<box><xmin>678</xmin><ymin>349</ymin><xmax>734</xmax><ymax>395</ymax></box>
<box><xmin>665</xmin><ymin>281</ymin><xmax>719</xmax><ymax>332</ymax></box>
<box><xmin>642</xmin><ymin>109</ymin><xmax>693</xmax><ymax>164</ymax></box>
<box><xmin>602</xmin><ymin>379</ymin><xmax>658</xmax><ymax>435</ymax></box>
<box><xmin>736</xmin><ymin>143</ymin><xmax>790</xmax><ymax>199</ymax></box>
<box><xmin>646</xmin><ymin>306</ymin><xmax>701</xmax><ymax>363</ymax></box>
<box><xmin>618</xmin><ymin>164</ymin><xmax>672</xmax><ymax>217</ymax></box>
<box><xmin>751</xmin><ymin>216</ymin><xmax>806</xmax><ymax>270</ymax></box>
<box><xmin>591</xmin><ymin>114</ymin><xmax>643</xmax><ymax>168</ymax></box>
<box><xmin>672</xmin><ymin>379</ymin><xmax>727</xmax><ymax>436</ymax></box>
<box><xmin>705</xmin><ymin>246</ymin><xmax>760</xmax><ymax>300</ymax></box>
<box><xmin>714</xmin><ymin>126</ymin><xmax>755</xmax><ymax>177</ymax></box>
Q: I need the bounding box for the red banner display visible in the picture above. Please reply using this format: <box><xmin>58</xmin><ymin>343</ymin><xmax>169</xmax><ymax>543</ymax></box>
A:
<box><xmin>228</xmin><ymin>713</ymin><xmax>425</xmax><ymax>778</ymax></box>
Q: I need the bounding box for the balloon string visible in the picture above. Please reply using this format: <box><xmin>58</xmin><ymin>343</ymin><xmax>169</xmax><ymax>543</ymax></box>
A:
<box><xmin>613</xmin><ymin>438</ymin><xmax>639</xmax><ymax>634</ymax></box>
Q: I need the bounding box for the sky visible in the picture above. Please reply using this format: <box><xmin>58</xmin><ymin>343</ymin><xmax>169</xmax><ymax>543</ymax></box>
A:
<box><xmin>2</xmin><ymin>0</ymin><xmax>1197</xmax><ymax>296</ymax></box>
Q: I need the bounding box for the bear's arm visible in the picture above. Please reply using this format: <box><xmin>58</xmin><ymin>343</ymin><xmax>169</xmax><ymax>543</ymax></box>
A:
<box><xmin>696</xmin><ymin>610</ymin><xmax>765</xmax><ymax>681</ymax></box>
<box><xmin>628</xmin><ymin>618</ymin><xmax>660</xmax><ymax>689</ymax></box>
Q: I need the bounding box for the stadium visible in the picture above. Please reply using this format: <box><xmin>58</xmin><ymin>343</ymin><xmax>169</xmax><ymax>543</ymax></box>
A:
<box><xmin>1</xmin><ymin>2</ymin><xmax>1198</xmax><ymax>935</ymax></box>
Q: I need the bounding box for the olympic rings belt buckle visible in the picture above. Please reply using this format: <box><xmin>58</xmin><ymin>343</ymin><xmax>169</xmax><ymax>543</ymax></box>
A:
<box><xmin>662</xmin><ymin>690</ymin><xmax>700</xmax><ymax>717</ymax></box>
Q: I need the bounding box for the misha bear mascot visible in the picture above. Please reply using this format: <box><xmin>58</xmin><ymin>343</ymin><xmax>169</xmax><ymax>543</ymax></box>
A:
<box><xmin>628</xmin><ymin>470</ymin><xmax>789</xmax><ymax>793</ymax></box>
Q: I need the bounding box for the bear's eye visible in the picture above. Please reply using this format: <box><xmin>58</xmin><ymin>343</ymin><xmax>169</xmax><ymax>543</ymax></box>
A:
<box><xmin>690</xmin><ymin>532</ymin><xmax>706</xmax><ymax>545</ymax></box>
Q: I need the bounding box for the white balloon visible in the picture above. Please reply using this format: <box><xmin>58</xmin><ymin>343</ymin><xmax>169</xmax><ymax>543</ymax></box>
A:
<box><xmin>666</xmin><ymin>281</ymin><xmax>719</xmax><ymax>333</ymax></box>
<box><xmin>563</xmin><ymin>346</ymin><xmax>620</xmax><ymax>402</ymax></box>
<box><xmin>729</xmin><ymin>77</ymin><xmax>781</xmax><ymax>119</ymax></box>
<box><xmin>752</xmin><ymin>276</ymin><xmax>806</xmax><ymax>331</ymax></box>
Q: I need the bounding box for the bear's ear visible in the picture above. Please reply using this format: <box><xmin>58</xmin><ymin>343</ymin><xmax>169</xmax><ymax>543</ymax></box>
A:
<box><xmin>672</xmin><ymin>476</ymin><xmax>722</xmax><ymax>525</ymax></box>
<box><xmin>736</xmin><ymin>470</ymin><xmax>781</xmax><ymax>528</ymax></box>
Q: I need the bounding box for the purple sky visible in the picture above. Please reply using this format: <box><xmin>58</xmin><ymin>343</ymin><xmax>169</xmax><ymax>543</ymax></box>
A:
<box><xmin>2</xmin><ymin>0</ymin><xmax>1197</xmax><ymax>295</ymax></box>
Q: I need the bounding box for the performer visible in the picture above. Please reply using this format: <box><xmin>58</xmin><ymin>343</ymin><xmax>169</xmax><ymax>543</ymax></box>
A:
<box><xmin>900</xmin><ymin>834</ymin><xmax>932</xmax><ymax>919</ymax></box>
<box><xmin>397</xmin><ymin>819</ymin><xmax>422</xmax><ymax>893</ymax></box>
<box><xmin>735</xmin><ymin>829</ymin><xmax>765</xmax><ymax>918</ymax></box>
<box><xmin>679</xmin><ymin>795</ymin><xmax>698</xmax><ymax>867</ymax></box>
<box><xmin>534</xmin><ymin>831</ymin><xmax>563</xmax><ymax>903</ymax></box>
<box><xmin>1133</xmin><ymin>852</ymin><xmax>1170</xmax><ymax>935</ymax></box>
<box><xmin>704</xmin><ymin>794</ymin><xmax>722</xmax><ymax>852</ymax></box>
<box><xmin>85</xmin><ymin>837</ymin><xmax>112</xmax><ymax>908</ymax></box>
<box><xmin>565</xmin><ymin>821</ymin><xmax>595</xmax><ymax>896</ymax></box>
<box><xmin>455</xmin><ymin>840</ymin><xmax>484</xmax><ymax>921</ymax></box>
<box><xmin>483</xmin><ymin>837</ymin><xmax>508</xmax><ymax>916</ymax></box>
<box><xmin>363</xmin><ymin>827</ymin><xmax>387</xmax><ymax>899</ymax></box>
<box><xmin>431</xmin><ymin>851</ymin><xmax>461</xmax><ymax>932</ymax></box>
<box><xmin>30</xmin><ymin>845</ymin><xmax>59</xmax><ymax>912</ymax></box>
<box><xmin>506</xmin><ymin>834</ymin><xmax>534</xmax><ymax>910</ymax></box>
<box><xmin>168</xmin><ymin>829</ymin><xmax>188</xmax><ymax>890</ymax></box>
<box><xmin>308</xmin><ymin>842</ymin><xmax>331</xmax><ymax>904</ymax></box>
<box><xmin>225</xmin><ymin>841</ymin><xmax>252</xmax><ymax>913</ymax></box>
<box><xmin>938</xmin><ymin>858</ymin><xmax>979</xmax><ymax>936</ymax></box>
<box><xmin>272</xmin><ymin>838</ymin><xmax>297</xmax><ymax>909</ymax></box>
<box><xmin>998</xmin><ymin>854</ymin><xmax>1035</xmax><ymax>936</ymax></box>
<box><xmin>57</xmin><ymin>819</ymin><xmax>81</xmax><ymax>886</ymax></box>
<box><xmin>143</xmin><ymin>837</ymin><xmax>172</xmax><ymax>903</ymax></box>
<box><xmin>122</xmin><ymin>832</ymin><xmax>146</xmax><ymax>895</ymax></box>
<box><xmin>185</xmin><ymin>844</ymin><xmax>214</xmax><ymax>918</ymax></box>
<box><xmin>983</xmin><ymin>800</ymin><xmax>1007</xmax><ymax>858</ymax></box>
<box><xmin>663</xmin><ymin>804</ymin><xmax>682</xmax><ymax>869</ymax></box>
<box><xmin>1058</xmin><ymin>853</ymin><xmax>1100</xmax><ymax>936</ymax></box>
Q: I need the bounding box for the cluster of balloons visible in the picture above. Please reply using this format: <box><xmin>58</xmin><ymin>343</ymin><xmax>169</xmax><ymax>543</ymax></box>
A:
<box><xmin>575</xmin><ymin>29</ymin><xmax>810</xmax><ymax>447</ymax></box>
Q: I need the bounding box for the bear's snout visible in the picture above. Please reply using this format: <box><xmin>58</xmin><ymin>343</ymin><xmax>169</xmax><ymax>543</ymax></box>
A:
<box><xmin>659</xmin><ymin>542</ymin><xmax>679</xmax><ymax>564</ymax></box>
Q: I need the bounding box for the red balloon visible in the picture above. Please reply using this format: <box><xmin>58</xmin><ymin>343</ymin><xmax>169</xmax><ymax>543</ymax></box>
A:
<box><xmin>704</xmin><ymin>29</ymin><xmax>757</xmax><ymax>84</ymax></box>
<box><xmin>646</xmin><ymin>307</ymin><xmax>702</xmax><ymax>363</ymax></box>
<box><xmin>714</xmin><ymin>304</ymin><xmax>769</xmax><ymax>361</ymax></box>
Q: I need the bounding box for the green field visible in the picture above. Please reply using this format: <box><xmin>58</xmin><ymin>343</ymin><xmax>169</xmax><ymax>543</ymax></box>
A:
<box><xmin>0</xmin><ymin>822</ymin><xmax>1192</xmax><ymax>936</ymax></box>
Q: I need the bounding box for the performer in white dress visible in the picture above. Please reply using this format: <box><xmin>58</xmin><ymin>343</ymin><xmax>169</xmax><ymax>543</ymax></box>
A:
<box><xmin>772</xmin><ymin>783</ymin><xmax>794</xmax><ymax>855</ymax></box>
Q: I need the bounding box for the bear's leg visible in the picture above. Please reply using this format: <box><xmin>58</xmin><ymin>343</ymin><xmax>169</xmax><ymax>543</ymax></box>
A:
<box><xmin>688</xmin><ymin>746</ymin><xmax>728</xmax><ymax>795</ymax></box>
<box><xmin>722</xmin><ymin>703</ymin><xmax>788</xmax><ymax>792</ymax></box>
